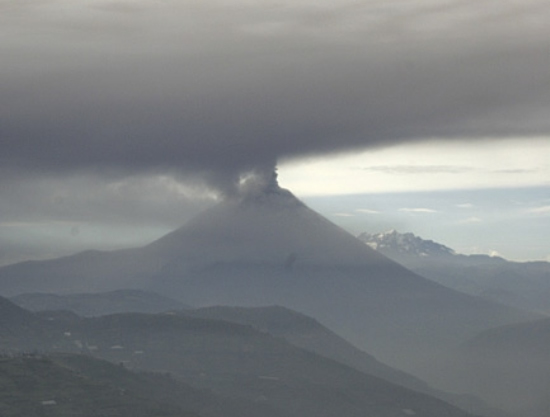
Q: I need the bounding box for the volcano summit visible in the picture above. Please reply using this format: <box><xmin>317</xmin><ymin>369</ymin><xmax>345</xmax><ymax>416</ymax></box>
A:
<box><xmin>0</xmin><ymin>178</ymin><xmax>533</xmax><ymax>376</ymax></box>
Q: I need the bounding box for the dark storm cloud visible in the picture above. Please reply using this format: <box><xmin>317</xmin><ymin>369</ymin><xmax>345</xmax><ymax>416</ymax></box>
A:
<box><xmin>1</xmin><ymin>0</ymin><xmax>550</xmax><ymax>193</ymax></box>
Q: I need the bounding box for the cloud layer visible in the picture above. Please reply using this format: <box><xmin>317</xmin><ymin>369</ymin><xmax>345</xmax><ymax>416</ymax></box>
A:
<box><xmin>2</xmin><ymin>0</ymin><xmax>549</xmax><ymax>265</ymax></box>
<box><xmin>2</xmin><ymin>0</ymin><xmax>549</xmax><ymax>192</ymax></box>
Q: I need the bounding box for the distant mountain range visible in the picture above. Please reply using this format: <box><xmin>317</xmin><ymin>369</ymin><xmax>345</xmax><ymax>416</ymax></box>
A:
<box><xmin>359</xmin><ymin>230</ymin><xmax>457</xmax><ymax>258</ymax></box>
<box><xmin>358</xmin><ymin>230</ymin><xmax>550</xmax><ymax>314</ymax></box>
<box><xmin>0</xmin><ymin>185</ymin><xmax>534</xmax><ymax>381</ymax></box>
<box><xmin>4</xmin><ymin>292</ymin><xmax>498</xmax><ymax>416</ymax></box>
<box><xmin>0</xmin><ymin>296</ymin><xmax>478</xmax><ymax>417</ymax></box>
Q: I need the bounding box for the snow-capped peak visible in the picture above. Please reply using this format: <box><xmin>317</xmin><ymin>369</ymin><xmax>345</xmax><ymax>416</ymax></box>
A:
<box><xmin>357</xmin><ymin>230</ymin><xmax>455</xmax><ymax>258</ymax></box>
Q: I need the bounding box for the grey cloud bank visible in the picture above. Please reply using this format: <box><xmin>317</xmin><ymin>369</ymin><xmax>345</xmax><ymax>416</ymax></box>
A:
<box><xmin>2</xmin><ymin>0</ymin><xmax>550</xmax><ymax>192</ymax></box>
<box><xmin>1</xmin><ymin>0</ymin><xmax>549</xmax><ymax>265</ymax></box>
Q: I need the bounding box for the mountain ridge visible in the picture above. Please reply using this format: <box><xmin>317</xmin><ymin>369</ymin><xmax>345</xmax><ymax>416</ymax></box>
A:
<box><xmin>0</xmin><ymin>299</ymin><xmax>480</xmax><ymax>417</ymax></box>
<box><xmin>359</xmin><ymin>230</ymin><xmax>456</xmax><ymax>257</ymax></box>
<box><xmin>11</xmin><ymin>289</ymin><xmax>187</xmax><ymax>317</ymax></box>
<box><xmin>358</xmin><ymin>230</ymin><xmax>550</xmax><ymax>314</ymax></box>
<box><xmin>0</xmin><ymin>186</ymin><xmax>536</xmax><ymax>377</ymax></box>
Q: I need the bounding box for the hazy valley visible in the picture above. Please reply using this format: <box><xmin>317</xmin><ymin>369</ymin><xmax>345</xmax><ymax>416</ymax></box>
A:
<box><xmin>1</xmin><ymin>185</ymin><xmax>548</xmax><ymax>417</ymax></box>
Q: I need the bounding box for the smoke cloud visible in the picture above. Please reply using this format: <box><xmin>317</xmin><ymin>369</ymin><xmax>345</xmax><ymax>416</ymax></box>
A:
<box><xmin>1</xmin><ymin>0</ymin><xmax>549</xmax><ymax>194</ymax></box>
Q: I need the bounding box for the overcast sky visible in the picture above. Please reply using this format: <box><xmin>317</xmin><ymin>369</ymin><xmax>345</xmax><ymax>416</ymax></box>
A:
<box><xmin>1</xmin><ymin>0</ymin><xmax>549</xmax><ymax>265</ymax></box>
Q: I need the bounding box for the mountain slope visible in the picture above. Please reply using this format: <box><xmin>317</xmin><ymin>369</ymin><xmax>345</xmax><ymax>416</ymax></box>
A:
<box><xmin>441</xmin><ymin>317</ymin><xmax>550</xmax><ymax>417</ymax></box>
<box><xmin>0</xmin><ymin>354</ymin><xmax>200</xmax><ymax>417</ymax></box>
<box><xmin>141</xmin><ymin>186</ymin><xmax>534</xmax><ymax>374</ymax></box>
<box><xmin>0</xmin><ymin>296</ymin><xmax>42</xmax><ymax>351</ymax></box>
<box><xmin>0</xmin><ymin>301</ymin><xmax>479</xmax><ymax>417</ymax></box>
<box><xmin>0</xmin><ymin>352</ymin><xmax>289</xmax><ymax>417</ymax></box>
<box><xmin>146</xmin><ymin>186</ymin><xmax>387</xmax><ymax>267</ymax></box>
<box><xmin>42</xmin><ymin>312</ymin><xmax>479</xmax><ymax>417</ymax></box>
<box><xmin>188</xmin><ymin>305</ymin><xmax>434</xmax><ymax>386</ymax></box>
<box><xmin>11</xmin><ymin>289</ymin><xmax>187</xmax><ymax>317</ymax></box>
<box><xmin>0</xmin><ymin>185</ymin><xmax>535</xmax><ymax>377</ymax></box>
<box><xmin>359</xmin><ymin>230</ymin><xmax>550</xmax><ymax>314</ymax></box>
<box><xmin>48</xmin><ymin>353</ymin><xmax>288</xmax><ymax>417</ymax></box>
<box><xmin>0</xmin><ymin>248</ymin><xmax>159</xmax><ymax>296</ymax></box>
<box><xmin>188</xmin><ymin>305</ymin><xmax>498</xmax><ymax>416</ymax></box>
<box><xmin>0</xmin><ymin>291</ymin><xmax>495</xmax><ymax>416</ymax></box>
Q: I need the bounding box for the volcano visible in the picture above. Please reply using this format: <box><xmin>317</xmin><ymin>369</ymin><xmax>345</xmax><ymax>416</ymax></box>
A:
<box><xmin>0</xmin><ymin>181</ymin><xmax>534</xmax><ymax>376</ymax></box>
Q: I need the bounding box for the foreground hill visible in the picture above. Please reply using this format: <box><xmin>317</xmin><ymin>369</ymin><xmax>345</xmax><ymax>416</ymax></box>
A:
<box><xmin>443</xmin><ymin>317</ymin><xmax>550</xmax><ymax>417</ymax></box>
<box><xmin>0</xmin><ymin>185</ymin><xmax>535</xmax><ymax>378</ymax></box>
<box><xmin>0</xmin><ymin>354</ymin><xmax>200</xmax><ymax>417</ymax></box>
<box><xmin>0</xmin><ymin>298</ymin><xmax>478</xmax><ymax>417</ymax></box>
<box><xmin>0</xmin><ymin>296</ymin><xmax>45</xmax><ymax>352</ymax></box>
<box><xmin>359</xmin><ymin>230</ymin><xmax>550</xmax><ymax>314</ymax></box>
<box><xmin>53</xmin><ymin>313</ymin><xmax>480</xmax><ymax>417</ymax></box>
<box><xmin>0</xmin><ymin>353</ymin><xmax>292</xmax><ymax>417</ymax></box>
<box><xmin>188</xmin><ymin>305</ymin><xmax>497</xmax><ymax>416</ymax></box>
<box><xmin>1</xmin><ymin>294</ymin><xmax>497</xmax><ymax>416</ymax></box>
<box><xmin>11</xmin><ymin>289</ymin><xmax>187</xmax><ymax>317</ymax></box>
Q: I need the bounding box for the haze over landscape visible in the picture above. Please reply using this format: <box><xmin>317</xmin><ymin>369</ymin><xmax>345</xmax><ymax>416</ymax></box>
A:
<box><xmin>1</xmin><ymin>1</ymin><xmax>550</xmax><ymax>417</ymax></box>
